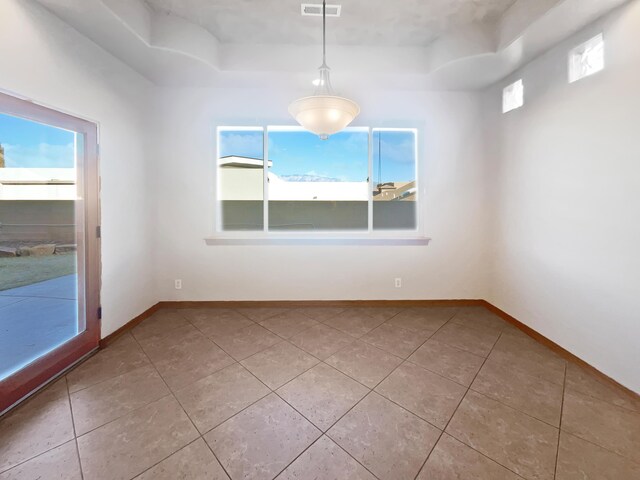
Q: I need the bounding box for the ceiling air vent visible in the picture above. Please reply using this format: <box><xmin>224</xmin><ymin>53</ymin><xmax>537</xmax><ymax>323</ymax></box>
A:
<box><xmin>301</xmin><ymin>4</ymin><xmax>341</xmax><ymax>17</ymax></box>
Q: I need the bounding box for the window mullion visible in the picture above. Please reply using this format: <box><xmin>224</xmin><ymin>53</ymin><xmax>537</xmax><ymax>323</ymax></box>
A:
<box><xmin>367</xmin><ymin>127</ymin><xmax>373</xmax><ymax>233</ymax></box>
<box><xmin>263</xmin><ymin>127</ymin><xmax>269</xmax><ymax>233</ymax></box>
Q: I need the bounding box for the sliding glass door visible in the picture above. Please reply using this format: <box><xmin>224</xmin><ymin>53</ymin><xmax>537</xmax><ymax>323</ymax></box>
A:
<box><xmin>0</xmin><ymin>92</ymin><xmax>100</xmax><ymax>413</ymax></box>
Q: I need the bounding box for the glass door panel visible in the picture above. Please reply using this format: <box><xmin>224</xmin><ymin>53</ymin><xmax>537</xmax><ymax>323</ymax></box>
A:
<box><xmin>0</xmin><ymin>93</ymin><xmax>99</xmax><ymax>413</ymax></box>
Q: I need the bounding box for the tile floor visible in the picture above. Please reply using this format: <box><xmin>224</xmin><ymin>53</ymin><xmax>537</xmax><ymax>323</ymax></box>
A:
<box><xmin>1</xmin><ymin>305</ymin><xmax>639</xmax><ymax>480</ymax></box>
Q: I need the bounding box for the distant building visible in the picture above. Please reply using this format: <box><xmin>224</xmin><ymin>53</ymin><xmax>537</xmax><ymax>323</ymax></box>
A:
<box><xmin>0</xmin><ymin>168</ymin><xmax>76</xmax><ymax>243</ymax></box>
<box><xmin>218</xmin><ymin>155</ymin><xmax>369</xmax><ymax>201</ymax></box>
<box><xmin>373</xmin><ymin>181</ymin><xmax>417</xmax><ymax>201</ymax></box>
<box><xmin>0</xmin><ymin>144</ymin><xmax>5</xmax><ymax>168</ymax></box>
<box><xmin>0</xmin><ymin>168</ymin><xmax>76</xmax><ymax>200</ymax></box>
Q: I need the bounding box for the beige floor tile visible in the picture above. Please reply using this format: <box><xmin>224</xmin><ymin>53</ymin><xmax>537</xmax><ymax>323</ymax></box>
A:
<box><xmin>376</xmin><ymin>362</ymin><xmax>466</xmax><ymax>429</ymax></box>
<box><xmin>0</xmin><ymin>441</ymin><xmax>81</xmax><ymax>480</ymax></box>
<box><xmin>212</xmin><ymin>324</ymin><xmax>282</xmax><ymax>361</ymax></box>
<box><xmin>184</xmin><ymin>308</ymin><xmax>254</xmax><ymax>337</ymax></box>
<box><xmin>0</xmin><ymin>380</ymin><xmax>74</xmax><ymax>472</ymax></box>
<box><xmin>205</xmin><ymin>394</ymin><xmax>320</xmax><ymax>480</ymax></box>
<box><xmin>446</xmin><ymin>390</ymin><xmax>558</xmax><ymax>480</ymax></box>
<box><xmin>241</xmin><ymin>342</ymin><xmax>319</xmax><ymax>389</ymax></box>
<box><xmin>565</xmin><ymin>362</ymin><xmax>640</xmax><ymax>412</ymax></box>
<box><xmin>385</xmin><ymin>307</ymin><xmax>457</xmax><ymax>334</ymax></box>
<box><xmin>278</xmin><ymin>363</ymin><xmax>369</xmax><ymax>431</ymax></box>
<box><xmin>66</xmin><ymin>333</ymin><xmax>149</xmax><ymax>393</ymax></box>
<box><xmin>296</xmin><ymin>307</ymin><xmax>345</xmax><ymax>322</ymax></box>
<box><xmin>276</xmin><ymin>435</ymin><xmax>376</xmax><ymax>480</ymax></box>
<box><xmin>408</xmin><ymin>339</ymin><xmax>485</xmax><ymax>386</ymax></box>
<box><xmin>562</xmin><ymin>390</ymin><xmax>640</xmax><ymax>464</ymax></box>
<box><xmin>260</xmin><ymin>310</ymin><xmax>318</xmax><ymax>339</ymax></box>
<box><xmin>289</xmin><ymin>324</ymin><xmax>354</xmax><ymax>360</ymax></box>
<box><xmin>236</xmin><ymin>307</ymin><xmax>292</xmax><ymax>322</ymax></box>
<box><xmin>418</xmin><ymin>433</ymin><xmax>521</xmax><ymax>480</ymax></box>
<box><xmin>556</xmin><ymin>431</ymin><xmax>640</xmax><ymax>480</ymax></box>
<box><xmin>328</xmin><ymin>393</ymin><xmax>440</xmax><ymax>480</ymax></box>
<box><xmin>139</xmin><ymin>325</ymin><xmax>235</xmax><ymax>390</ymax></box>
<box><xmin>70</xmin><ymin>365</ymin><xmax>170</xmax><ymax>435</ymax></box>
<box><xmin>325</xmin><ymin>340</ymin><xmax>403</xmax><ymax>388</ymax></box>
<box><xmin>471</xmin><ymin>358</ymin><xmax>563</xmax><ymax>426</ymax></box>
<box><xmin>431</xmin><ymin>323</ymin><xmax>500</xmax><ymax>357</ymax></box>
<box><xmin>322</xmin><ymin>309</ymin><xmax>387</xmax><ymax>338</ymax></box>
<box><xmin>77</xmin><ymin>396</ymin><xmax>198</xmax><ymax>480</ymax></box>
<box><xmin>489</xmin><ymin>335</ymin><xmax>566</xmax><ymax>386</ymax></box>
<box><xmin>175</xmin><ymin>363</ymin><xmax>270</xmax><ymax>434</ymax></box>
<box><xmin>131</xmin><ymin>309</ymin><xmax>190</xmax><ymax>341</ymax></box>
<box><xmin>450</xmin><ymin>307</ymin><xmax>509</xmax><ymax>332</ymax></box>
<box><xmin>350</xmin><ymin>307</ymin><xmax>402</xmax><ymax>322</ymax></box>
<box><xmin>361</xmin><ymin>323</ymin><xmax>431</xmax><ymax>358</ymax></box>
<box><xmin>499</xmin><ymin>322</ymin><xmax>531</xmax><ymax>339</ymax></box>
<box><xmin>135</xmin><ymin>439</ymin><xmax>229</xmax><ymax>480</ymax></box>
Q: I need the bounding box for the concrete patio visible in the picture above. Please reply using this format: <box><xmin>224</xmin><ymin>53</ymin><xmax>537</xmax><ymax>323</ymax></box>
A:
<box><xmin>0</xmin><ymin>274</ymin><xmax>78</xmax><ymax>380</ymax></box>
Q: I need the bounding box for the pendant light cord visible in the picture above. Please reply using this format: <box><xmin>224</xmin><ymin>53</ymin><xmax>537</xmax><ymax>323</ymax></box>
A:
<box><xmin>322</xmin><ymin>0</ymin><xmax>327</xmax><ymax>66</ymax></box>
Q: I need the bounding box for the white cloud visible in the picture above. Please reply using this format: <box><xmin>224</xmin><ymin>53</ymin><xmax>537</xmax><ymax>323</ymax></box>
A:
<box><xmin>3</xmin><ymin>142</ymin><xmax>75</xmax><ymax>168</ymax></box>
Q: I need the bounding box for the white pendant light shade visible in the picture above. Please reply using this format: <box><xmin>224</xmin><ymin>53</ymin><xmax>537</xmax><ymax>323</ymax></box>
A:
<box><xmin>288</xmin><ymin>95</ymin><xmax>360</xmax><ymax>140</ymax></box>
<box><xmin>289</xmin><ymin>1</ymin><xmax>359</xmax><ymax>140</ymax></box>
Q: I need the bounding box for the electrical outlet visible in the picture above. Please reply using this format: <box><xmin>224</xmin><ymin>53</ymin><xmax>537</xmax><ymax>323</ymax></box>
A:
<box><xmin>174</xmin><ymin>279</ymin><xmax>182</xmax><ymax>290</ymax></box>
<box><xmin>395</xmin><ymin>278</ymin><xmax>402</xmax><ymax>288</ymax></box>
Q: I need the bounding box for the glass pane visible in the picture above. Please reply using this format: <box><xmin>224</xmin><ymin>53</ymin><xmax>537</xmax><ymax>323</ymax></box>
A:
<box><xmin>267</xmin><ymin>128</ymin><xmax>368</xmax><ymax>231</ymax></box>
<box><xmin>217</xmin><ymin>128</ymin><xmax>264</xmax><ymax>231</ymax></box>
<box><xmin>0</xmin><ymin>113</ymin><xmax>83</xmax><ymax>380</ymax></box>
<box><xmin>569</xmin><ymin>33</ymin><xmax>604</xmax><ymax>83</ymax></box>
<box><xmin>372</xmin><ymin>129</ymin><xmax>418</xmax><ymax>230</ymax></box>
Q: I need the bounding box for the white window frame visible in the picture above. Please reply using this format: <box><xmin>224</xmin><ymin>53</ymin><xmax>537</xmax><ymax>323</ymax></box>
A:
<box><xmin>208</xmin><ymin>125</ymin><xmax>429</xmax><ymax>245</ymax></box>
<box><xmin>569</xmin><ymin>33</ymin><xmax>605</xmax><ymax>84</ymax></box>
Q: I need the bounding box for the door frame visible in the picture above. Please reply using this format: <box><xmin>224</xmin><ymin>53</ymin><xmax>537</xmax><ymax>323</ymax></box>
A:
<box><xmin>0</xmin><ymin>92</ymin><xmax>101</xmax><ymax>413</ymax></box>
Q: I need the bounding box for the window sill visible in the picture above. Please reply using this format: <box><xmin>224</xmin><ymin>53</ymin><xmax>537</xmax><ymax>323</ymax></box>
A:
<box><xmin>204</xmin><ymin>236</ymin><xmax>431</xmax><ymax>246</ymax></box>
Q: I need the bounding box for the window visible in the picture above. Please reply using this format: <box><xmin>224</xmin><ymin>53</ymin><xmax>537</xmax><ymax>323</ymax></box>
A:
<box><xmin>215</xmin><ymin>126</ymin><xmax>419</xmax><ymax>236</ymax></box>
<box><xmin>503</xmin><ymin>79</ymin><xmax>524</xmax><ymax>113</ymax></box>
<box><xmin>267</xmin><ymin>127</ymin><xmax>369</xmax><ymax>231</ymax></box>
<box><xmin>217</xmin><ymin>127</ymin><xmax>264</xmax><ymax>231</ymax></box>
<box><xmin>569</xmin><ymin>34</ymin><xmax>604</xmax><ymax>83</ymax></box>
<box><xmin>372</xmin><ymin>129</ymin><xmax>417</xmax><ymax>230</ymax></box>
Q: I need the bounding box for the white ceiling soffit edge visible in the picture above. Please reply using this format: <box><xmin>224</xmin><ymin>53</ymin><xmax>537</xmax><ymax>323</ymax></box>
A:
<box><xmin>35</xmin><ymin>0</ymin><xmax>630</xmax><ymax>90</ymax></box>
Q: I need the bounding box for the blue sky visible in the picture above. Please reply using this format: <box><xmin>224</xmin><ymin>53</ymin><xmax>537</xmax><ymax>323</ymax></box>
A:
<box><xmin>219</xmin><ymin>129</ymin><xmax>416</xmax><ymax>183</ymax></box>
<box><xmin>0</xmin><ymin>113</ymin><xmax>75</xmax><ymax>168</ymax></box>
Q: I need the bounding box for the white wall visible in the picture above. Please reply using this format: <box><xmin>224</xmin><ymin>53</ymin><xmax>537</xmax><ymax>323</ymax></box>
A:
<box><xmin>486</xmin><ymin>0</ymin><xmax>640</xmax><ymax>392</ymax></box>
<box><xmin>0</xmin><ymin>0</ymin><xmax>157</xmax><ymax>336</ymax></box>
<box><xmin>152</xmin><ymin>87</ymin><xmax>491</xmax><ymax>302</ymax></box>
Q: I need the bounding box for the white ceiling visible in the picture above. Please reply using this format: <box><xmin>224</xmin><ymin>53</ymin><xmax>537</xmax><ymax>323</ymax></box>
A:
<box><xmin>144</xmin><ymin>0</ymin><xmax>519</xmax><ymax>46</ymax></box>
<box><xmin>36</xmin><ymin>0</ymin><xmax>629</xmax><ymax>89</ymax></box>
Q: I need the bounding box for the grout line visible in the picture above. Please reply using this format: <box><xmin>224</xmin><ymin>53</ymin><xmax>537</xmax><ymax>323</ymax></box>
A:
<box><xmin>269</xmin><ymin>434</ymin><xmax>327</xmax><ymax>479</ymax></box>
<box><xmin>203</xmin><ymin>435</ymin><xmax>234</xmax><ymax>480</ymax></box>
<box><xmin>122</xmin><ymin>332</ymin><xmax>217</xmax><ymax>478</ymax></box>
<box><xmin>0</xmin><ymin>381</ymin><xmax>80</xmax><ymax>476</ymax></box>
<box><xmin>558</xmin><ymin>429</ymin><xmax>640</xmax><ymax>468</ymax></box>
<box><xmin>554</xmin><ymin>363</ymin><xmax>567</xmax><ymax>479</ymax></box>
<box><xmin>67</xmin><ymin>360</ymin><xmax>156</xmax><ymax>395</ymax></box>
<box><xmin>65</xmin><ymin>377</ymin><xmax>85</xmax><ymax>480</ymax></box>
<box><xmin>134</xmin><ymin>436</ymin><xmax>205</xmax><ymax>479</ymax></box>
<box><xmin>413</xmin><ymin>331</ymin><xmax>510</xmax><ymax>479</ymax></box>
<box><xmin>324</xmin><ymin>434</ymin><xmax>383</xmax><ymax>480</ymax></box>
<box><xmin>465</xmin><ymin>383</ymin><xmax>562</xmax><ymax>429</ymax></box>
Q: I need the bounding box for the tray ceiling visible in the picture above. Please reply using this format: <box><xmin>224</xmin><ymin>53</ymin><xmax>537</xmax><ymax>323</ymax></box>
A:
<box><xmin>144</xmin><ymin>0</ymin><xmax>519</xmax><ymax>46</ymax></box>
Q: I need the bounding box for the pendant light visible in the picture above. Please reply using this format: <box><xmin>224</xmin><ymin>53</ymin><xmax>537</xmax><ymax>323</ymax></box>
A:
<box><xmin>288</xmin><ymin>1</ymin><xmax>360</xmax><ymax>140</ymax></box>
